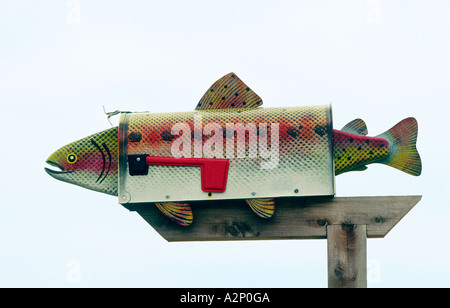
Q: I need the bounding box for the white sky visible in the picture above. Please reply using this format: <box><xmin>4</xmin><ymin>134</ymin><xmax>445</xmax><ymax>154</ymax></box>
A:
<box><xmin>1</xmin><ymin>0</ymin><xmax>449</xmax><ymax>287</ymax></box>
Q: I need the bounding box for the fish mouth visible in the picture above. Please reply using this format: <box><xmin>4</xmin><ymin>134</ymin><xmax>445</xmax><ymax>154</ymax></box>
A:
<box><xmin>44</xmin><ymin>161</ymin><xmax>73</xmax><ymax>175</ymax></box>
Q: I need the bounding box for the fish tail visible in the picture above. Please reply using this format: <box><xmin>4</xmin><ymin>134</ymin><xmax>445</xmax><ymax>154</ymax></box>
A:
<box><xmin>376</xmin><ymin>117</ymin><xmax>422</xmax><ymax>176</ymax></box>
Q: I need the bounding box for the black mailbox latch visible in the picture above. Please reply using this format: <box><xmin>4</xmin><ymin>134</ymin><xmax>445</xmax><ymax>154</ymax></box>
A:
<box><xmin>128</xmin><ymin>154</ymin><xmax>149</xmax><ymax>176</ymax></box>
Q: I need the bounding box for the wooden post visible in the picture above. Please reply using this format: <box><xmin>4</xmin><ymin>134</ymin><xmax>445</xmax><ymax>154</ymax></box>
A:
<box><xmin>327</xmin><ymin>224</ymin><xmax>367</xmax><ymax>288</ymax></box>
<box><xmin>124</xmin><ymin>195</ymin><xmax>421</xmax><ymax>288</ymax></box>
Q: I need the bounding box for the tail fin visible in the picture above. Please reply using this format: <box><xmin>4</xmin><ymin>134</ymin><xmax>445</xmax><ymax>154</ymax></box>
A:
<box><xmin>377</xmin><ymin>117</ymin><xmax>422</xmax><ymax>176</ymax></box>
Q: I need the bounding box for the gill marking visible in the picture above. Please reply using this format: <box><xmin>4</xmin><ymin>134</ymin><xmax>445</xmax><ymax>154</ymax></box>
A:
<box><xmin>91</xmin><ymin>139</ymin><xmax>106</xmax><ymax>184</ymax></box>
<box><xmin>101</xmin><ymin>143</ymin><xmax>112</xmax><ymax>184</ymax></box>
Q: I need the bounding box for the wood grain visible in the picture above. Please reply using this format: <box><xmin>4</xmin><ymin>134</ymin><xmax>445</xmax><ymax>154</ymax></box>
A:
<box><xmin>124</xmin><ymin>195</ymin><xmax>421</xmax><ymax>242</ymax></box>
<box><xmin>327</xmin><ymin>224</ymin><xmax>367</xmax><ymax>288</ymax></box>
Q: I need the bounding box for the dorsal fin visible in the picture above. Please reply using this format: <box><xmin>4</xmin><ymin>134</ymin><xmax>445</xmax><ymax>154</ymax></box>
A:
<box><xmin>155</xmin><ymin>202</ymin><xmax>193</xmax><ymax>226</ymax></box>
<box><xmin>245</xmin><ymin>198</ymin><xmax>275</xmax><ymax>219</ymax></box>
<box><xmin>341</xmin><ymin>119</ymin><xmax>368</xmax><ymax>135</ymax></box>
<box><xmin>195</xmin><ymin>72</ymin><xmax>263</xmax><ymax>110</ymax></box>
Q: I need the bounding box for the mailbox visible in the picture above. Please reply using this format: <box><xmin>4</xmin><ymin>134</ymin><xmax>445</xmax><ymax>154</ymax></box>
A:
<box><xmin>117</xmin><ymin>105</ymin><xmax>335</xmax><ymax>205</ymax></box>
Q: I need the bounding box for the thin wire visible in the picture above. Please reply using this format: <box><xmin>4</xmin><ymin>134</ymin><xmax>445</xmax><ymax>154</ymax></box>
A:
<box><xmin>103</xmin><ymin>106</ymin><xmax>130</xmax><ymax>126</ymax></box>
<box><xmin>103</xmin><ymin>106</ymin><xmax>150</xmax><ymax>126</ymax></box>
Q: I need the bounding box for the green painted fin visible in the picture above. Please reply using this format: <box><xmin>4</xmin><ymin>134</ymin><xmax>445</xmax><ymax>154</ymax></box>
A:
<box><xmin>195</xmin><ymin>72</ymin><xmax>263</xmax><ymax>110</ymax></box>
<box><xmin>155</xmin><ymin>202</ymin><xmax>193</xmax><ymax>226</ymax></box>
<box><xmin>245</xmin><ymin>198</ymin><xmax>275</xmax><ymax>219</ymax></box>
<box><xmin>341</xmin><ymin>119</ymin><xmax>368</xmax><ymax>135</ymax></box>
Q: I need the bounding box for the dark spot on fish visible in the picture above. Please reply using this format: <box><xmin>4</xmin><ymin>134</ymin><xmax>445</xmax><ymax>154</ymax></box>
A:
<box><xmin>224</xmin><ymin>85</ymin><xmax>228</xmax><ymax>89</ymax></box>
<box><xmin>314</xmin><ymin>125</ymin><xmax>326</xmax><ymax>137</ymax></box>
<box><xmin>298</xmin><ymin>125</ymin><xmax>303</xmax><ymax>130</ymax></box>
<box><xmin>246</xmin><ymin>87</ymin><xmax>250</xmax><ymax>91</ymax></box>
<box><xmin>369</xmin><ymin>151</ymin><xmax>374</xmax><ymax>155</ymax></box>
<box><xmin>197</xmin><ymin>102</ymin><xmax>202</xmax><ymax>107</ymax></box>
<box><xmin>347</xmin><ymin>156</ymin><xmax>351</xmax><ymax>160</ymax></box>
<box><xmin>287</xmin><ymin>127</ymin><xmax>299</xmax><ymax>138</ymax></box>
<box><xmin>128</xmin><ymin>132</ymin><xmax>142</xmax><ymax>143</ymax></box>
<box><xmin>365</xmin><ymin>139</ymin><xmax>370</xmax><ymax>144</ymax></box>
<box><xmin>231</xmin><ymin>103</ymin><xmax>235</xmax><ymax>107</ymax></box>
<box><xmin>210</xmin><ymin>88</ymin><xmax>214</xmax><ymax>92</ymax></box>
<box><xmin>342</xmin><ymin>148</ymin><xmax>347</xmax><ymax>152</ymax></box>
<box><xmin>337</xmin><ymin>156</ymin><xmax>342</xmax><ymax>160</ymax></box>
<box><xmin>242</xmin><ymin>102</ymin><xmax>247</xmax><ymax>106</ymax></box>
<box><xmin>209</xmin><ymin>102</ymin><xmax>213</xmax><ymax>106</ymax></box>
<box><xmin>257</xmin><ymin>101</ymin><xmax>262</xmax><ymax>105</ymax></box>
<box><xmin>349</xmin><ymin>138</ymin><xmax>354</xmax><ymax>143</ymax></box>
<box><xmin>235</xmin><ymin>92</ymin><xmax>239</xmax><ymax>96</ymax></box>
<box><xmin>222</xmin><ymin>130</ymin><xmax>228</xmax><ymax>139</ymax></box>
<box><xmin>222</xmin><ymin>97</ymin><xmax>226</xmax><ymax>100</ymax></box>
<box><xmin>380</xmin><ymin>144</ymin><xmax>385</xmax><ymax>148</ymax></box>
<box><xmin>357</xmin><ymin>146</ymin><xmax>362</xmax><ymax>150</ymax></box>
<box><xmin>231</xmin><ymin>74</ymin><xmax>235</xmax><ymax>78</ymax></box>
<box><xmin>161</xmin><ymin>130</ymin><xmax>174</xmax><ymax>141</ymax></box>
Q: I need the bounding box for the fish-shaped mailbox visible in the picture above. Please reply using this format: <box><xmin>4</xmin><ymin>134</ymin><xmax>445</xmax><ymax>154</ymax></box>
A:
<box><xmin>45</xmin><ymin>73</ymin><xmax>422</xmax><ymax>226</ymax></box>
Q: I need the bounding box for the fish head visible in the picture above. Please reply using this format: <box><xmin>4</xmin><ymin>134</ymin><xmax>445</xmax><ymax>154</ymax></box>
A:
<box><xmin>45</xmin><ymin>127</ymin><xmax>119</xmax><ymax>196</ymax></box>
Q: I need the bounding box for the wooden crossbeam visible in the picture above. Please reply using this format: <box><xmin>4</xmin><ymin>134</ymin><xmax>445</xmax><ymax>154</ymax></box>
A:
<box><xmin>125</xmin><ymin>195</ymin><xmax>421</xmax><ymax>241</ymax></box>
<box><xmin>124</xmin><ymin>195</ymin><xmax>421</xmax><ymax>288</ymax></box>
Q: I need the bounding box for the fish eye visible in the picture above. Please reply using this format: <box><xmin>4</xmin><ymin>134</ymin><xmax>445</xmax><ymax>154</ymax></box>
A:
<box><xmin>67</xmin><ymin>153</ymin><xmax>77</xmax><ymax>164</ymax></box>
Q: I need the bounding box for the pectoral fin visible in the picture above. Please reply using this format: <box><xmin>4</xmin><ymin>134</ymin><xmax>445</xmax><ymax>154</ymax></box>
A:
<box><xmin>245</xmin><ymin>198</ymin><xmax>275</xmax><ymax>219</ymax></box>
<box><xmin>155</xmin><ymin>202</ymin><xmax>193</xmax><ymax>226</ymax></box>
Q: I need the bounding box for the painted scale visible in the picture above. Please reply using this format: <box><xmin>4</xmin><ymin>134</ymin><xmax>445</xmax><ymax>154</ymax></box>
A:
<box><xmin>45</xmin><ymin>73</ymin><xmax>422</xmax><ymax>226</ymax></box>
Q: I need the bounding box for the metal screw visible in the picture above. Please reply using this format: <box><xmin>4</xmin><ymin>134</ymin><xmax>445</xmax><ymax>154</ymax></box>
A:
<box><xmin>294</xmin><ymin>189</ymin><xmax>299</xmax><ymax>193</ymax></box>
<box><xmin>251</xmin><ymin>192</ymin><xmax>256</xmax><ymax>196</ymax></box>
<box><xmin>165</xmin><ymin>194</ymin><xmax>170</xmax><ymax>199</ymax></box>
<box><xmin>136</xmin><ymin>157</ymin><xmax>141</xmax><ymax>162</ymax></box>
